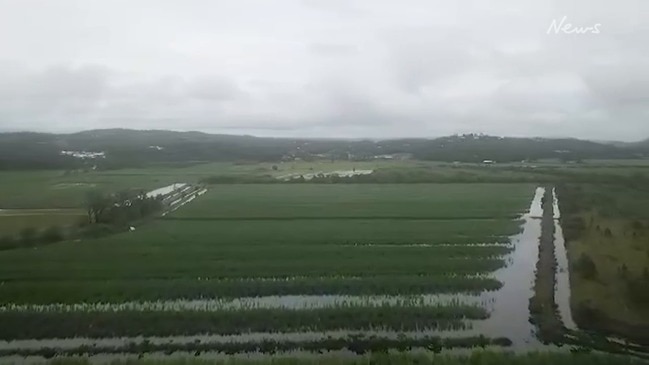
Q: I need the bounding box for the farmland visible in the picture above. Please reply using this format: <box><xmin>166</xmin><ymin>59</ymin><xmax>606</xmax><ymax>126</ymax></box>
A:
<box><xmin>0</xmin><ymin>182</ymin><xmax>537</xmax><ymax>352</ymax></box>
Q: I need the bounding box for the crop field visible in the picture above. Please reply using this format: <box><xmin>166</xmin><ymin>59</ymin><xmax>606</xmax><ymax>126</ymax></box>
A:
<box><xmin>0</xmin><ymin>183</ymin><xmax>536</xmax><ymax>352</ymax></box>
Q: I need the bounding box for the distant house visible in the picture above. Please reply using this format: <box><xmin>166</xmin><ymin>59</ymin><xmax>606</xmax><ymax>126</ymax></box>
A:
<box><xmin>482</xmin><ymin>160</ymin><xmax>495</xmax><ymax>164</ymax></box>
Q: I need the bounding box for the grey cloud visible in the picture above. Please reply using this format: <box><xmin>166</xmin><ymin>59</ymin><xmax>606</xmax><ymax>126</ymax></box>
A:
<box><xmin>308</xmin><ymin>43</ymin><xmax>358</xmax><ymax>57</ymax></box>
<box><xmin>0</xmin><ymin>0</ymin><xmax>648</xmax><ymax>140</ymax></box>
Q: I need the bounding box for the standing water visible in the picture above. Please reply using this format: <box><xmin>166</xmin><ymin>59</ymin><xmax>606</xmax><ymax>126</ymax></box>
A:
<box><xmin>474</xmin><ymin>187</ymin><xmax>544</xmax><ymax>349</ymax></box>
<box><xmin>552</xmin><ymin>188</ymin><xmax>577</xmax><ymax>330</ymax></box>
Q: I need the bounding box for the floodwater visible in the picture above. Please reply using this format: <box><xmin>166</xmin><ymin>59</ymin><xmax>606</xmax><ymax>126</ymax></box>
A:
<box><xmin>163</xmin><ymin>188</ymin><xmax>207</xmax><ymax>216</ymax></box>
<box><xmin>145</xmin><ymin>183</ymin><xmax>187</xmax><ymax>198</ymax></box>
<box><xmin>469</xmin><ymin>187</ymin><xmax>544</xmax><ymax>349</ymax></box>
<box><xmin>552</xmin><ymin>188</ymin><xmax>577</xmax><ymax>330</ymax></box>
<box><xmin>0</xmin><ymin>186</ymin><xmax>553</xmax><ymax>356</ymax></box>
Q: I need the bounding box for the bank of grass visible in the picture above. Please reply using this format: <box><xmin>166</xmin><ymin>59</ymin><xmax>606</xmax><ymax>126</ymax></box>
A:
<box><xmin>35</xmin><ymin>350</ymin><xmax>648</xmax><ymax>365</ymax></box>
<box><xmin>528</xmin><ymin>187</ymin><xmax>564</xmax><ymax>343</ymax></box>
<box><xmin>557</xmin><ymin>184</ymin><xmax>649</xmax><ymax>343</ymax></box>
<box><xmin>0</xmin><ymin>304</ymin><xmax>487</xmax><ymax>339</ymax></box>
<box><xmin>0</xmin><ymin>275</ymin><xmax>501</xmax><ymax>305</ymax></box>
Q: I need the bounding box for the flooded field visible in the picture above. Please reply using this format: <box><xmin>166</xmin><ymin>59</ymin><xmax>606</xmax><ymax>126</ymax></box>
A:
<box><xmin>0</xmin><ymin>183</ymin><xmax>589</xmax><ymax>359</ymax></box>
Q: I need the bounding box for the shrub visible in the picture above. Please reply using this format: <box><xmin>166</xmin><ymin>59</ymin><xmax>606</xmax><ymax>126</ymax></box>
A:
<box><xmin>19</xmin><ymin>227</ymin><xmax>38</xmax><ymax>246</ymax></box>
<box><xmin>0</xmin><ymin>235</ymin><xmax>18</xmax><ymax>250</ymax></box>
<box><xmin>575</xmin><ymin>253</ymin><xmax>598</xmax><ymax>280</ymax></box>
<box><xmin>79</xmin><ymin>224</ymin><xmax>122</xmax><ymax>239</ymax></box>
<box><xmin>41</xmin><ymin>226</ymin><xmax>64</xmax><ymax>243</ymax></box>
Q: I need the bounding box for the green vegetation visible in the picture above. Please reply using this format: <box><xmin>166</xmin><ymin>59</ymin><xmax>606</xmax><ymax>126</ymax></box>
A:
<box><xmin>0</xmin><ymin>303</ymin><xmax>487</xmax><ymax>339</ymax></box>
<box><xmin>528</xmin><ymin>188</ymin><xmax>564</xmax><ymax>344</ymax></box>
<box><xmin>172</xmin><ymin>184</ymin><xmax>531</xmax><ymax>219</ymax></box>
<box><xmin>558</xmin><ymin>183</ymin><xmax>649</xmax><ymax>344</ymax></box>
<box><xmin>1</xmin><ymin>336</ymin><xmax>513</xmax><ymax>359</ymax></box>
<box><xmin>0</xmin><ymin>276</ymin><xmax>501</xmax><ymax>305</ymax></box>
<box><xmin>0</xmin><ymin>184</ymin><xmax>532</xmax><ymax>306</ymax></box>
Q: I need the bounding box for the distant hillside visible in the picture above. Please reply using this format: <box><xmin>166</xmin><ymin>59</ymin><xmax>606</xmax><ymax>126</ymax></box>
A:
<box><xmin>0</xmin><ymin>129</ymin><xmax>646</xmax><ymax>170</ymax></box>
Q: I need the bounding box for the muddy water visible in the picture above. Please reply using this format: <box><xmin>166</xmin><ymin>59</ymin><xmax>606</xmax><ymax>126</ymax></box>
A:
<box><xmin>0</xmin><ymin>294</ymin><xmax>486</xmax><ymax>313</ymax></box>
<box><xmin>552</xmin><ymin>188</ymin><xmax>577</xmax><ymax>330</ymax></box>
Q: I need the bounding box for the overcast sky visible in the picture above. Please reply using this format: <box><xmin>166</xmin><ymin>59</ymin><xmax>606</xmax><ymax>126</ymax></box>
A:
<box><xmin>0</xmin><ymin>0</ymin><xmax>647</xmax><ymax>140</ymax></box>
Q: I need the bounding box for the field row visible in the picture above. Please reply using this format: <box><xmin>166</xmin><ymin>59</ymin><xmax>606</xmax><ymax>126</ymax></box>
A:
<box><xmin>0</xmin><ymin>242</ymin><xmax>508</xmax><ymax>281</ymax></box>
<box><xmin>0</xmin><ymin>276</ymin><xmax>501</xmax><ymax>305</ymax></box>
<box><xmin>0</xmin><ymin>336</ymin><xmax>513</xmax><ymax>358</ymax></box>
<box><xmin>0</xmin><ymin>304</ymin><xmax>487</xmax><ymax>340</ymax></box>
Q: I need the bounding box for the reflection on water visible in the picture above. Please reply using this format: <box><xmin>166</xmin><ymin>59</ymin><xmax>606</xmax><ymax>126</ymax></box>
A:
<box><xmin>552</xmin><ymin>188</ymin><xmax>577</xmax><ymax>330</ymax></box>
<box><xmin>470</xmin><ymin>187</ymin><xmax>544</xmax><ymax>349</ymax></box>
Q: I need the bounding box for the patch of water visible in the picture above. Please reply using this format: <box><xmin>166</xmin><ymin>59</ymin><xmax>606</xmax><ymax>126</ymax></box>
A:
<box><xmin>145</xmin><ymin>184</ymin><xmax>187</xmax><ymax>198</ymax></box>
<box><xmin>468</xmin><ymin>187</ymin><xmax>545</xmax><ymax>349</ymax></box>
<box><xmin>0</xmin><ymin>294</ymin><xmax>486</xmax><ymax>313</ymax></box>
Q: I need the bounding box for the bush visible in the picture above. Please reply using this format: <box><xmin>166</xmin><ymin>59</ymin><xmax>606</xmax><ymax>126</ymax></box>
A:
<box><xmin>626</xmin><ymin>276</ymin><xmax>649</xmax><ymax>306</ymax></box>
<box><xmin>0</xmin><ymin>235</ymin><xmax>18</xmax><ymax>250</ymax></box>
<box><xmin>79</xmin><ymin>224</ymin><xmax>122</xmax><ymax>239</ymax></box>
<box><xmin>41</xmin><ymin>226</ymin><xmax>64</xmax><ymax>243</ymax></box>
<box><xmin>575</xmin><ymin>253</ymin><xmax>598</xmax><ymax>280</ymax></box>
<box><xmin>19</xmin><ymin>227</ymin><xmax>38</xmax><ymax>246</ymax></box>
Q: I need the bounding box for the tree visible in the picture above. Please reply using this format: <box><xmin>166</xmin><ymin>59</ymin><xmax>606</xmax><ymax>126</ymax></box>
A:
<box><xmin>85</xmin><ymin>190</ymin><xmax>111</xmax><ymax>224</ymax></box>
<box><xmin>576</xmin><ymin>253</ymin><xmax>598</xmax><ymax>280</ymax></box>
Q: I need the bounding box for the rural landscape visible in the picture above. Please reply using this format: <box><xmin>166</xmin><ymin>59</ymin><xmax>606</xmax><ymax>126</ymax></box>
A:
<box><xmin>0</xmin><ymin>130</ymin><xmax>649</xmax><ymax>364</ymax></box>
<box><xmin>2</xmin><ymin>0</ymin><xmax>648</xmax><ymax>363</ymax></box>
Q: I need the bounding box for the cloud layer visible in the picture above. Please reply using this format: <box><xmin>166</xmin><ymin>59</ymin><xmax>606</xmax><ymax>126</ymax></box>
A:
<box><xmin>0</xmin><ymin>0</ymin><xmax>647</xmax><ymax>140</ymax></box>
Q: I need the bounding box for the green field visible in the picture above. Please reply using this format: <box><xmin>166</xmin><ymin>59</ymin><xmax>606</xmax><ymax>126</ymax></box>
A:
<box><xmin>172</xmin><ymin>184</ymin><xmax>531</xmax><ymax>219</ymax></box>
<box><xmin>0</xmin><ymin>181</ymin><xmax>535</xmax><ymax>346</ymax></box>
